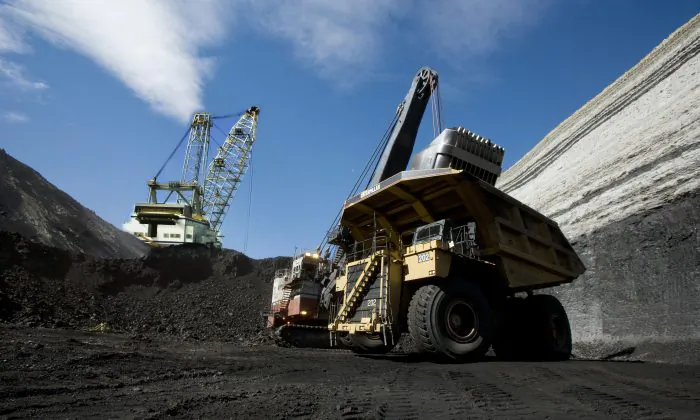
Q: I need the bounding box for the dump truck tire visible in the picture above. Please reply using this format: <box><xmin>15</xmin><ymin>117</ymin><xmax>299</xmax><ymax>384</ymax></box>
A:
<box><xmin>492</xmin><ymin>298</ymin><xmax>529</xmax><ymax>361</ymax></box>
<box><xmin>348</xmin><ymin>332</ymin><xmax>396</xmax><ymax>354</ymax></box>
<box><xmin>407</xmin><ymin>282</ymin><xmax>494</xmax><ymax>361</ymax></box>
<box><xmin>337</xmin><ymin>332</ymin><xmax>354</xmax><ymax>349</ymax></box>
<box><xmin>526</xmin><ymin>294</ymin><xmax>572</xmax><ymax>361</ymax></box>
<box><xmin>493</xmin><ymin>294</ymin><xmax>572</xmax><ymax>361</ymax></box>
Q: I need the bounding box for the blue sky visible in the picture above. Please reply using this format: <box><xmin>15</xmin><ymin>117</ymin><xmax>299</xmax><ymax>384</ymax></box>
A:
<box><xmin>0</xmin><ymin>1</ymin><xmax>697</xmax><ymax>259</ymax></box>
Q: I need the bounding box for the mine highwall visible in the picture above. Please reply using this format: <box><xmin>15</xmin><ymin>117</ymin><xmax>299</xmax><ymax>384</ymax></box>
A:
<box><xmin>496</xmin><ymin>14</ymin><xmax>700</xmax><ymax>359</ymax></box>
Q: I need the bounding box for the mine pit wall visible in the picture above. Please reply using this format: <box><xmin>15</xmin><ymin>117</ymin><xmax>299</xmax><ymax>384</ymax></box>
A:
<box><xmin>496</xmin><ymin>14</ymin><xmax>700</xmax><ymax>362</ymax></box>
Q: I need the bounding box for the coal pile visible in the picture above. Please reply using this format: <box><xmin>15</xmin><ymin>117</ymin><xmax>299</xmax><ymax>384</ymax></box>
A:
<box><xmin>0</xmin><ymin>231</ymin><xmax>290</xmax><ymax>343</ymax></box>
<box><xmin>0</xmin><ymin>149</ymin><xmax>148</xmax><ymax>259</ymax></box>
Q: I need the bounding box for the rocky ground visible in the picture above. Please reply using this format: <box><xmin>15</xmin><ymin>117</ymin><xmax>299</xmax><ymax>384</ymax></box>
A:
<box><xmin>1</xmin><ymin>326</ymin><xmax>699</xmax><ymax>419</ymax></box>
<box><xmin>0</xmin><ymin>231</ymin><xmax>288</xmax><ymax>344</ymax></box>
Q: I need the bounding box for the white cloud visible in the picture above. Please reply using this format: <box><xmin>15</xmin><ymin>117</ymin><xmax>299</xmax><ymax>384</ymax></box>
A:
<box><xmin>0</xmin><ymin>13</ymin><xmax>42</xmax><ymax>94</ymax></box>
<box><xmin>0</xmin><ymin>58</ymin><xmax>48</xmax><ymax>90</ymax></box>
<box><xmin>247</xmin><ymin>0</ymin><xmax>403</xmax><ymax>84</ymax></box>
<box><xmin>0</xmin><ymin>0</ymin><xmax>552</xmax><ymax>120</ymax></box>
<box><xmin>2</xmin><ymin>0</ymin><xmax>234</xmax><ymax>123</ymax></box>
<box><xmin>419</xmin><ymin>0</ymin><xmax>551</xmax><ymax>57</ymax></box>
<box><xmin>247</xmin><ymin>0</ymin><xmax>552</xmax><ymax>84</ymax></box>
<box><xmin>0</xmin><ymin>14</ymin><xmax>29</xmax><ymax>53</ymax></box>
<box><xmin>3</xmin><ymin>111</ymin><xmax>29</xmax><ymax>123</ymax></box>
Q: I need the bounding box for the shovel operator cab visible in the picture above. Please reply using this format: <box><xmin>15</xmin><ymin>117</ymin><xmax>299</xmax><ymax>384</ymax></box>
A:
<box><xmin>328</xmin><ymin>167</ymin><xmax>586</xmax><ymax>361</ymax></box>
<box><xmin>266</xmin><ymin>250</ymin><xmax>334</xmax><ymax>347</ymax></box>
<box><xmin>268</xmin><ymin>251</ymin><xmax>324</xmax><ymax>327</ymax></box>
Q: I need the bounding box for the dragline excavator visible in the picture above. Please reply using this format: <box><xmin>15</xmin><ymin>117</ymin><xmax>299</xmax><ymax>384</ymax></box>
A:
<box><xmin>123</xmin><ymin>107</ymin><xmax>259</xmax><ymax>248</ymax></box>
<box><xmin>265</xmin><ymin>66</ymin><xmax>586</xmax><ymax>362</ymax></box>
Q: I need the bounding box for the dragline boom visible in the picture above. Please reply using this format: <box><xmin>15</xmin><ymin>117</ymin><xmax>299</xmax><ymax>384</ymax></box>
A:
<box><xmin>202</xmin><ymin>106</ymin><xmax>260</xmax><ymax>234</ymax></box>
<box><xmin>181</xmin><ymin>113</ymin><xmax>212</xmax><ymax>187</ymax></box>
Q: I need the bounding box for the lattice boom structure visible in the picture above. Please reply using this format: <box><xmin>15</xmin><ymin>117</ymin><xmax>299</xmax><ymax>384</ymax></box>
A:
<box><xmin>203</xmin><ymin>106</ymin><xmax>260</xmax><ymax>233</ymax></box>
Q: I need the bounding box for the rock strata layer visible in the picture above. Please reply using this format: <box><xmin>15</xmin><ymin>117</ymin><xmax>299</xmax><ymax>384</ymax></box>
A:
<box><xmin>497</xmin><ymin>14</ymin><xmax>700</xmax><ymax>360</ymax></box>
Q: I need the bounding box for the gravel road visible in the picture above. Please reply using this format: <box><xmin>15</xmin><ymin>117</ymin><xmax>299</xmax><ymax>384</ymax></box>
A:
<box><xmin>1</xmin><ymin>327</ymin><xmax>698</xmax><ymax>419</ymax></box>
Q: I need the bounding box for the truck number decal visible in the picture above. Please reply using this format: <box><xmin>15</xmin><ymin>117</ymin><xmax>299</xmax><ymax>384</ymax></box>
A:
<box><xmin>366</xmin><ymin>299</ymin><xmax>377</xmax><ymax>307</ymax></box>
<box><xmin>417</xmin><ymin>252</ymin><xmax>430</xmax><ymax>263</ymax></box>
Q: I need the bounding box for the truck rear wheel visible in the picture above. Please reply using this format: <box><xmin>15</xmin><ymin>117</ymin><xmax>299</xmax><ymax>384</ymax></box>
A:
<box><xmin>407</xmin><ymin>282</ymin><xmax>493</xmax><ymax>361</ymax></box>
<box><xmin>493</xmin><ymin>294</ymin><xmax>572</xmax><ymax>361</ymax></box>
<box><xmin>526</xmin><ymin>294</ymin><xmax>572</xmax><ymax>361</ymax></box>
<box><xmin>492</xmin><ymin>298</ymin><xmax>528</xmax><ymax>360</ymax></box>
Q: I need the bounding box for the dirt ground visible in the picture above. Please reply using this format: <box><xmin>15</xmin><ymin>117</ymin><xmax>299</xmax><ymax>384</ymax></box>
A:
<box><xmin>1</xmin><ymin>326</ymin><xmax>698</xmax><ymax>419</ymax></box>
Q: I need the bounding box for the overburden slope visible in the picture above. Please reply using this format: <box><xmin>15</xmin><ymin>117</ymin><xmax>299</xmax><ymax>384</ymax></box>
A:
<box><xmin>497</xmin><ymin>14</ymin><xmax>700</xmax><ymax>361</ymax></box>
<box><xmin>0</xmin><ymin>149</ymin><xmax>148</xmax><ymax>259</ymax></box>
<box><xmin>0</xmin><ymin>230</ymin><xmax>289</xmax><ymax>342</ymax></box>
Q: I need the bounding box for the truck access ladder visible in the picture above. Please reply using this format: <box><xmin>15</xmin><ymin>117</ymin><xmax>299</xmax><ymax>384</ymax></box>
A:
<box><xmin>332</xmin><ymin>251</ymin><xmax>383</xmax><ymax>327</ymax></box>
<box><xmin>380</xmin><ymin>262</ymin><xmax>396</xmax><ymax>346</ymax></box>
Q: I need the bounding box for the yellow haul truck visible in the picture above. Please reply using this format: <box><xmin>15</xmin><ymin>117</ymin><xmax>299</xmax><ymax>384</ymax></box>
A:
<box><xmin>266</xmin><ymin>67</ymin><xmax>585</xmax><ymax>361</ymax></box>
<box><xmin>327</xmin><ymin>167</ymin><xmax>586</xmax><ymax>361</ymax></box>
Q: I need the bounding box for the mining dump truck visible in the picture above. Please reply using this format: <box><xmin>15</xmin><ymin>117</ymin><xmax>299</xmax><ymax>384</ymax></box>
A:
<box><xmin>327</xmin><ymin>165</ymin><xmax>585</xmax><ymax>361</ymax></box>
<box><xmin>267</xmin><ymin>67</ymin><xmax>586</xmax><ymax>361</ymax></box>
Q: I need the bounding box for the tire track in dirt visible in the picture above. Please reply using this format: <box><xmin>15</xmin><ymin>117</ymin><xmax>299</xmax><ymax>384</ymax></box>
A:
<box><xmin>611</xmin><ymin>378</ymin><xmax>700</xmax><ymax>403</ymax></box>
<box><xmin>0</xmin><ymin>368</ymin><xmax>234</xmax><ymax>400</ymax></box>
<box><xmin>491</xmin><ymin>362</ymin><xmax>699</xmax><ymax>419</ymax></box>
<box><xmin>375</xmin><ymin>368</ymin><xmax>422</xmax><ymax>420</ymax></box>
<box><xmin>0</xmin><ymin>370</ymin><xmax>243</xmax><ymax>418</ymax></box>
<box><xmin>562</xmin><ymin>364</ymin><xmax>700</xmax><ymax>416</ymax></box>
<box><xmin>464</xmin><ymin>376</ymin><xmax>538</xmax><ymax>417</ymax></box>
<box><xmin>140</xmin><ymin>394</ymin><xmax>244</xmax><ymax>419</ymax></box>
<box><xmin>0</xmin><ymin>394</ymin><xmax>117</xmax><ymax>418</ymax></box>
<box><xmin>334</xmin><ymin>381</ymin><xmax>377</xmax><ymax>419</ymax></box>
<box><xmin>430</xmin><ymin>371</ymin><xmax>481</xmax><ymax>418</ymax></box>
<box><xmin>493</xmin><ymin>367</ymin><xmax>578</xmax><ymax>416</ymax></box>
<box><xmin>562</xmin><ymin>385</ymin><xmax>671</xmax><ymax>419</ymax></box>
<box><xmin>439</xmin><ymin>369</ymin><xmax>544</xmax><ymax>418</ymax></box>
<box><xmin>494</xmin><ymin>364</ymin><xmax>567</xmax><ymax>386</ymax></box>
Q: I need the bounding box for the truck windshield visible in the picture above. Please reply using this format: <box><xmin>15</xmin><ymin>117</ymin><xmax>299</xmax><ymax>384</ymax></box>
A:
<box><xmin>413</xmin><ymin>221</ymin><xmax>444</xmax><ymax>245</ymax></box>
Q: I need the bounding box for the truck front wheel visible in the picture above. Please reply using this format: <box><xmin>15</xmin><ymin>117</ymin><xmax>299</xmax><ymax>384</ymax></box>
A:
<box><xmin>408</xmin><ymin>282</ymin><xmax>494</xmax><ymax>361</ymax></box>
<box><xmin>348</xmin><ymin>331</ymin><xmax>396</xmax><ymax>354</ymax></box>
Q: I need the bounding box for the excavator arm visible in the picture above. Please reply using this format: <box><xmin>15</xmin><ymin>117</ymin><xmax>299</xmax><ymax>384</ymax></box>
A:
<box><xmin>368</xmin><ymin>67</ymin><xmax>438</xmax><ymax>186</ymax></box>
<box><xmin>319</xmin><ymin>67</ymin><xmax>440</xmax><ymax>310</ymax></box>
<box><xmin>326</xmin><ymin>67</ymin><xmax>439</xmax><ymax>254</ymax></box>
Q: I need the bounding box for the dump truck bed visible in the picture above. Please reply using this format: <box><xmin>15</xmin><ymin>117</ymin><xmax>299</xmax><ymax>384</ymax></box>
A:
<box><xmin>339</xmin><ymin>168</ymin><xmax>586</xmax><ymax>290</ymax></box>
